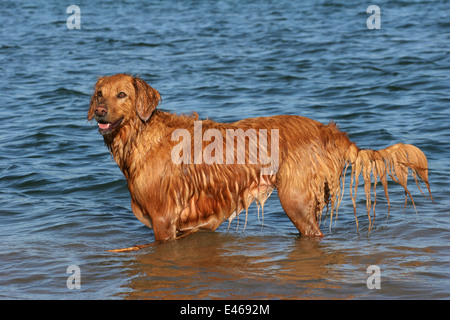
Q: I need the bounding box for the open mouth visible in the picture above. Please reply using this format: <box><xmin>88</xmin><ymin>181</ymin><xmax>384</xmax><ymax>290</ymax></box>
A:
<box><xmin>97</xmin><ymin>117</ymin><xmax>124</xmax><ymax>134</ymax></box>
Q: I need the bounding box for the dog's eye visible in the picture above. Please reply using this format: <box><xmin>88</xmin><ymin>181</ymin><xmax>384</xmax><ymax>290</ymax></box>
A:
<box><xmin>118</xmin><ymin>92</ymin><xmax>127</xmax><ymax>98</ymax></box>
<box><xmin>97</xmin><ymin>90</ymin><xmax>103</xmax><ymax>97</ymax></box>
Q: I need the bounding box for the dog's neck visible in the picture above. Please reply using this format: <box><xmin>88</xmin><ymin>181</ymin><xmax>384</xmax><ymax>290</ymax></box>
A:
<box><xmin>103</xmin><ymin>110</ymin><xmax>170</xmax><ymax>179</ymax></box>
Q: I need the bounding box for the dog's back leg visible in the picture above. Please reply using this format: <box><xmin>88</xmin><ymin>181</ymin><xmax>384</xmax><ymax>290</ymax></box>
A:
<box><xmin>277</xmin><ymin>184</ymin><xmax>323</xmax><ymax>237</ymax></box>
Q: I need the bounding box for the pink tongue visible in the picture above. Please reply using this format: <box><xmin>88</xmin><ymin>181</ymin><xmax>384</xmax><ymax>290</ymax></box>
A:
<box><xmin>98</xmin><ymin>123</ymin><xmax>110</xmax><ymax>130</ymax></box>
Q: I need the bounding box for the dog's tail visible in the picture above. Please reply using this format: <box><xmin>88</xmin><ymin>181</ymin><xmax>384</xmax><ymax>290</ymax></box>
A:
<box><xmin>342</xmin><ymin>143</ymin><xmax>433</xmax><ymax>232</ymax></box>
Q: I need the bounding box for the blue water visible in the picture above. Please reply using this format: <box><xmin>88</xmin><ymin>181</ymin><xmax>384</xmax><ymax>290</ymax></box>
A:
<box><xmin>0</xmin><ymin>0</ymin><xmax>449</xmax><ymax>300</ymax></box>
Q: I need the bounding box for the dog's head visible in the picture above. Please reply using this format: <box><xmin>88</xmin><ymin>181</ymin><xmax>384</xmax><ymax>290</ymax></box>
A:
<box><xmin>87</xmin><ymin>73</ymin><xmax>161</xmax><ymax>135</ymax></box>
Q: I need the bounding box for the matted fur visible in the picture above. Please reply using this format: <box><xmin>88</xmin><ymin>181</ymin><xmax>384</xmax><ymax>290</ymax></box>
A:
<box><xmin>88</xmin><ymin>73</ymin><xmax>432</xmax><ymax>248</ymax></box>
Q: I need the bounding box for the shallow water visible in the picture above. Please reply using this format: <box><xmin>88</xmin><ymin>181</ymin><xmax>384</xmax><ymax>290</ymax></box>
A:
<box><xmin>0</xmin><ymin>0</ymin><xmax>449</xmax><ymax>300</ymax></box>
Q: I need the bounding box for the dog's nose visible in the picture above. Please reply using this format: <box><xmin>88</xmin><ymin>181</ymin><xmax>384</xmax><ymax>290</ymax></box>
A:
<box><xmin>95</xmin><ymin>104</ymin><xmax>107</xmax><ymax>117</ymax></box>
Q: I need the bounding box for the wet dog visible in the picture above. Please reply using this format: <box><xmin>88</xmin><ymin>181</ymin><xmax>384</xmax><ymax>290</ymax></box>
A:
<box><xmin>88</xmin><ymin>73</ymin><xmax>432</xmax><ymax>250</ymax></box>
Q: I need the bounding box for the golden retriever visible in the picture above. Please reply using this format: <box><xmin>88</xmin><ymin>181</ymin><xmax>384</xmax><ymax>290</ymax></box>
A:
<box><xmin>88</xmin><ymin>73</ymin><xmax>432</xmax><ymax>251</ymax></box>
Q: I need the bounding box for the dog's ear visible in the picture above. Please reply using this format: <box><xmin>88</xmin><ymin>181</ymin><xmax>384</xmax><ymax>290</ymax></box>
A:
<box><xmin>87</xmin><ymin>76</ymin><xmax>105</xmax><ymax>121</ymax></box>
<box><xmin>133</xmin><ymin>77</ymin><xmax>161</xmax><ymax>122</ymax></box>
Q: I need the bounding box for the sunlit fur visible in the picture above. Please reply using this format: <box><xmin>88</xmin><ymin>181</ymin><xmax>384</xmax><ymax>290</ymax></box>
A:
<box><xmin>88</xmin><ymin>73</ymin><xmax>432</xmax><ymax>245</ymax></box>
